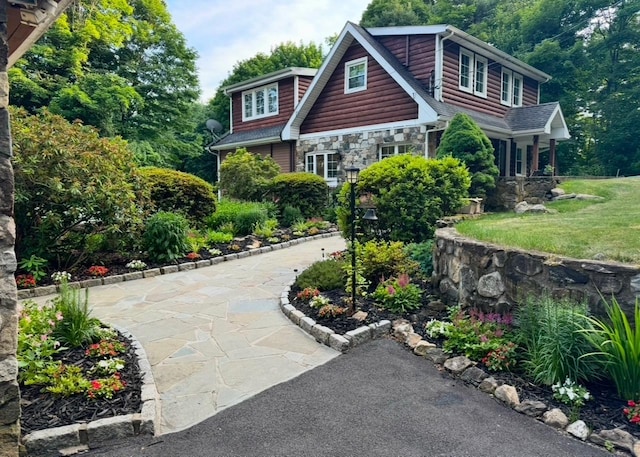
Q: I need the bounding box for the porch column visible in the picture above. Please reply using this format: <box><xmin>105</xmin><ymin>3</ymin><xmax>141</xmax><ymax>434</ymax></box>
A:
<box><xmin>505</xmin><ymin>139</ymin><xmax>512</xmax><ymax>177</ymax></box>
<box><xmin>549</xmin><ymin>139</ymin><xmax>556</xmax><ymax>176</ymax></box>
<box><xmin>0</xmin><ymin>2</ymin><xmax>21</xmax><ymax>456</ymax></box>
<box><xmin>532</xmin><ymin>135</ymin><xmax>539</xmax><ymax>175</ymax></box>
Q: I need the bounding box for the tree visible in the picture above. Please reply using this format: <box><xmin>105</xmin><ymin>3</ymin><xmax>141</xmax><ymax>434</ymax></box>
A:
<box><xmin>360</xmin><ymin>0</ymin><xmax>431</xmax><ymax>27</ymax></box>
<box><xmin>11</xmin><ymin>107</ymin><xmax>145</xmax><ymax>267</ymax></box>
<box><xmin>205</xmin><ymin>41</ymin><xmax>324</xmax><ymax>132</ymax></box>
<box><xmin>437</xmin><ymin>113</ymin><xmax>499</xmax><ymax>199</ymax></box>
<box><xmin>219</xmin><ymin>148</ymin><xmax>280</xmax><ymax>201</ymax></box>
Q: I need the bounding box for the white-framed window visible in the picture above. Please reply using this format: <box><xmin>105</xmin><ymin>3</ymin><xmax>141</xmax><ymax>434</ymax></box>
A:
<box><xmin>242</xmin><ymin>83</ymin><xmax>278</xmax><ymax>121</ymax></box>
<box><xmin>379</xmin><ymin>144</ymin><xmax>411</xmax><ymax>161</ymax></box>
<box><xmin>501</xmin><ymin>69</ymin><xmax>512</xmax><ymax>106</ymax></box>
<box><xmin>512</xmin><ymin>74</ymin><xmax>523</xmax><ymax>107</ymax></box>
<box><xmin>474</xmin><ymin>55</ymin><xmax>488</xmax><ymax>97</ymax></box>
<box><xmin>459</xmin><ymin>50</ymin><xmax>473</xmax><ymax>93</ymax></box>
<box><xmin>515</xmin><ymin>147</ymin><xmax>524</xmax><ymax>176</ymax></box>
<box><xmin>306</xmin><ymin>152</ymin><xmax>339</xmax><ymax>185</ymax></box>
<box><xmin>345</xmin><ymin>57</ymin><xmax>367</xmax><ymax>94</ymax></box>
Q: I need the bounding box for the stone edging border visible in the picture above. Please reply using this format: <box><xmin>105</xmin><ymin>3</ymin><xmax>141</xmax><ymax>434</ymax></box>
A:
<box><xmin>279</xmin><ymin>291</ymin><xmax>640</xmax><ymax>457</ymax></box>
<box><xmin>21</xmin><ymin>325</ymin><xmax>158</xmax><ymax>457</ymax></box>
<box><xmin>18</xmin><ymin>232</ymin><xmax>341</xmax><ymax>300</ymax></box>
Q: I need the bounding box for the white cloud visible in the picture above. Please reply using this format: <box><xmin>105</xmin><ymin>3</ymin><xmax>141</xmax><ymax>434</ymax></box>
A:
<box><xmin>166</xmin><ymin>0</ymin><xmax>371</xmax><ymax>102</ymax></box>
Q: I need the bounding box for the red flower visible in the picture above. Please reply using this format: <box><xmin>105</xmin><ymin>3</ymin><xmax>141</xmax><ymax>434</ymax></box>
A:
<box><xmin>91</xmin><ymin>380</ymin><xmax>102</xmax><ymax>389</ymax></box>
<box><xmin>87</xmin><ymin>266</ymin><xmax>109</xmax><ymax>277</ymax></box>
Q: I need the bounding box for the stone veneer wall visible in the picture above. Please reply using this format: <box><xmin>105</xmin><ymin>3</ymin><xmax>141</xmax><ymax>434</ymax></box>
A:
<box><xmin>296</xmin><ymin>126</ymin><xmax>427</xmax><ymax>173</ymax></box>
<box><xmin>485</xmin><ymin>176</ymin><xmax>561</xmax><ymax>211</ymax></box>
<box><xmin>433</xmin><ymin>227</ymin><xmax>640</xmax><ymax>318</ymax></box>
<box><xmin>0</xmin><ymin>4</ymin><xmax>21</xmax><ymax>456</ymax></box>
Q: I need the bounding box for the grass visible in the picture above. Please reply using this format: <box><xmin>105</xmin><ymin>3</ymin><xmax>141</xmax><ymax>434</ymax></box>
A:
<box><xmin>456</xmin><ymin>177</ymin><xmax>640</xmax><ymax>264</ymax></box>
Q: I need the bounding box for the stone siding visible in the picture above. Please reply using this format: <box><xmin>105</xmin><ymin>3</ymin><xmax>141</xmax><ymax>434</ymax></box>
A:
<box><xmin>433</xmin><ymin>227</ymin><xmax>640</xmax><ymax>318</ymax></box>
<box><xmin>296</xmin><ymin>126</ymin><xmax>427</xmax><ymax>175</ymax></box>
<box><xmin>486</xmin><ymin>176</ymin><xmax>559</xmax><ymax>211</ymax></box>
<box><xmin>0</xmin><ymin>3</ymin><xmax>20</xmax><ymax>455</ymax></box>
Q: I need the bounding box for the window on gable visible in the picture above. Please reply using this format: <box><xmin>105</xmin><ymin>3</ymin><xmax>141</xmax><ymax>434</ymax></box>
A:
<box><xmin>459</xmin><ymin>50</ymin><xmax>473</xmax><ymax>93</ymax></box>
<box><xmin>242</xmin><ymin>83</ymin><xmax>278</xmax><ymax>121</ymax></box>
<box><xmin>501</xmin><ymin>69</ymin><xmax>512</xmax><ymax>106</ymax></box>
<box><xmin>513</xmin><ymin>74</ymin><xmax>523</xmax><ymax>107</ymax></box>
<box><xmin>379</xmin><ymin>144</ymin><xmax>411</xmax><ymax>161</ymax></box>
<box><xmin>306</xmin><ymin>152</ymin><xmax>339</xmax><ymax>185</ymax></box>
<box><xmin>474</xmin><ymin>56</ymin><xmax>488</xmax><ymax>97</ymax></box>
<box><xmin>345</xmin><ymin>57</ymin><xmax>367</xmax><ymax>94</ymax></box>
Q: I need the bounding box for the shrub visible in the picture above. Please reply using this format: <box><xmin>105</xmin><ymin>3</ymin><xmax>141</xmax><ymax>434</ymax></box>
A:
<box><xmin>372</xmin><ymin>274</ymin><xmax>422</xmax><ymax>313</ymax></box>
<box><xmin>269</xmin><ymin>173</ymin><xmax>329</xmax><ymax>219</ymax></box>
<box><xmin>253</xmin><ymin>219</ymin><xmax>279</xmax><ymax>238</ymax></box>
<box><xmin>207</xmin><ymin>200</ymin><xmax>272</xmax><ymax>236</ymax></box>
<box><xmin>138</xmin><ymin>167</ymin><xmax>216</xmax><ymax>227</ymax></box>
<box><xmin>11</xmin><ymin>107</ymin><xmax>144</xmax><ymax>265</ymax></box>
<box><xmin>143</xmin><ymin>212</ymin><xmax>189</xmax><ymax>263</ymax></box>
<box><xmin>281</xmin><ymin>205</ymin><xmax>304</xmax><ymax>228</ymax></box>
<box><xmin>361</xmin><ymin>240</ymin><xmax>418</xmax><ymax>284</ymax></box>
<box><xmin>219</xmin><ymin>148</ymin><xmax>280</xmax><ymax>201</ymax></box>
<box><xmin>516</xmin><ymin>295</ymin><xmax>601</xmax><ymax>386</ymax></box>
<box><xmin>436</xmin><ymin>113</ymin><xmax>499</xmax><ymax>199</ymax></box>
<box><xmin>205</xmin><ymin>230</ymin><xmax>233</xmax><ymax>245</ymax></box>
<box><xmin>583</xmin><ymin>297</ymin><xmax>640</xmax><ymax>400</ymax></box>
<box><xmin>405</xmin><ymin>240</ymin><xmax>434</xmax><ymax>277</ymax></box>
<box><xmin>338</xmin><ymin>155</ymin><xmax>470</xmax><ymax>243</ymax></box>
<box><xmin>295</xmin><ymin>259</ymin><xmax>347</xmax><ymax>291</ymax></box>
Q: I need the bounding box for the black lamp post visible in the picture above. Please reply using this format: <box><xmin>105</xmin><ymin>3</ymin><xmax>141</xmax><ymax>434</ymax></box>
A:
<box><xmin>345</xmin><ymin>166</ymin><xmax>360</xmax><ymax>312</ymax></box>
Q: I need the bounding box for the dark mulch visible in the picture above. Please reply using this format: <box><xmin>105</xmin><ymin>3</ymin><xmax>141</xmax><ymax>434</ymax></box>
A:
<box><xmin>289</xmin><ymin>284</ymin><xmax>640</xmax><ymax>441</ymax></box>
<box><xmin>20</xmin><ymin>330</ymin><xmax>142</xmax><ymax>435</ymax></box>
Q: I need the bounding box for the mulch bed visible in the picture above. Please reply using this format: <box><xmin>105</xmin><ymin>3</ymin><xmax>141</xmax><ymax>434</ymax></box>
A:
<box><xmin>20</xmin><ymin>330</ymin><xmax>142</xmax><ymax>435</ymax></box>
<box><xmin>289</xmin><ymin>283</ymin><xmax>640</xmax><ymax>441</ymax></box>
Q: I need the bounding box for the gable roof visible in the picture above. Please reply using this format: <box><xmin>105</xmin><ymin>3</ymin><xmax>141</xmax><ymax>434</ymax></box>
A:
<box><xmin>210</xmin><ymin>124</ymin><xmax>286</xmax><ymax>150</ymax></box>
<box><xmin>223</xmin><ymin>67</ymin><xmax>317</xmax><ymax>95</ymax></box>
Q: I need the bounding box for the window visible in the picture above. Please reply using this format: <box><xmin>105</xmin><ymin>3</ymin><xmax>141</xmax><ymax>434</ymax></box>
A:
<box><xmin>242</xmin><ymin>83</ymin><xmax>278</xmax><ymax>121</ymax></box>
<box><xmin>345</xmin><ymin>57</ymin><xmax>367</xmax><ymax>94</ymax></box>
<box><xmin>512</xmin><ymin>74</ymin><xmax>523</xmax><ymax>107</ymax></box>
<box><xmin>459</xmin><ymin>50</ymin><xmax>473</xmax><ymax>93</ymax></box>
<box><xmin>515</xmin><ymin>147</ymin><xmax>524</xmax><ymax>175</ymax></box>
<box><xmin>379</xmin><ymin>144</ymin><xmax>411</xmax><ymax>160</ymax></box>
<box><xmin>306</xmin><ymin>153</ymin><xmax>339</xmax><ymax>184</ymax></box>
<box><xmin>474</xmin><ymin>56</ymin><xmax>487</xmax><ymax>97</ymax></box>
<box><xmin>501</xmin><ymin>69</ymin><xmax>512</xmax><ymax>106</ymax></box>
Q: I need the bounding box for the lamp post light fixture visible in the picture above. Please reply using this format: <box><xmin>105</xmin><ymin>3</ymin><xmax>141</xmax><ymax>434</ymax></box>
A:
<box><xmin>345</xmin><ymin>166</ymin><xmax>360</xmax><ymax>313</ymax></box>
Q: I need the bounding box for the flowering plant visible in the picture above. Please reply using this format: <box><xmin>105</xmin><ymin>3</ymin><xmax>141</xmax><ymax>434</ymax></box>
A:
<box><xmin>297</xmin><ymin>287</ymin><xmax>320</xmax><ymax>301</ymax></box>
<box><xmin>424</xmin><ymin>319</ymin><xmax>453</xmax><ymax>339</ymax></box>
<box><xmin>318</xmin><ymin>304</ymin><xmax>347</xmax><ymax>318</ymax></box>
<box><xmin>623</xmin><ymin>400</ymin><xmax>640</xmax><ymax>425</ymax></box>
<box><xmin>85</xmin><ymin>339</ymin><xmax>126</xmax><ymax>358</ymax></box>
<box><xmin>16</xmin><ymin>274</ymin><xmax>36</xmax><ymax>288</ymax></box>
<box><xmin>125</xmin><ymin>260</ymin><xmax>147</xmax><ymax>270</ymax></box>
<box><xmin>309</xmin><ymin>294</ymin><xmax>331</xmax><ymax>309</ymax></box>
<box><xmin>87</xmin><ymin>266</ymin><xmax>109</xmax><ymax>277</ymax></box>
<box><xmin>87</xmin><ymin>373</ymin><xmax>126</xmax><ymax>399</ymax></box>
<box><xmin>552</xmin><ymin>378</ymin><xmax>592</xmax><ymax>407</ymax></box>
<box><xmin>208</xmin><ymin>248</ymin><xmax>222</xmax><ymax>256</ymax></box>
<box><xmin>373</xmin><ymin>274</ymin><xmax>422</xmax><ymax>313</ymax></box>
<box><xmin>51</xmin><ymin>271</ymin><xmax>72</xmax><ymax>283</ymax></box>
<box><xmin>481</xmin><ymin>342</ymin><xmax>518</xmax><ymax>371</ymax></box>
<box><xmin>185</xmin><ymin>252</ymin><xmax>201</xmax><ymax>260</ymax></box>
<box><xmin>90</xmin><ymin>358</ymin><xmax>125</xmax><ymax>376</ymax></box>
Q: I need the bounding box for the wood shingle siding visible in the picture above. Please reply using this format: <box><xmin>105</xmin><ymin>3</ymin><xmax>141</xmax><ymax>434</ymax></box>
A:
<box><xmin>301</xmin><ymin>43</ymin><xmax>418</xmax><ymax>134</ymax></box>
<box><xmin>233</xmin><ymin>79</ymin><xmax>296</xmax><ymax>133</ymax></box>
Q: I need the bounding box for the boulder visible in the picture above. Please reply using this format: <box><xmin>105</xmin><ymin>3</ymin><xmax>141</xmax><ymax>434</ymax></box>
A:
<box><xmin>542</xmin><ymin>408</ymin><xmax>568</xmax><ymax>429</ymax></box>
<box><xmin>514</xmin><ymin>400</ymin><xmax>547</xmax><ymax>417</ymax></box>
<box><xmin>443</xmin><ymin>356</ymin><xmax>473</xmax><ymax>375</ymax></box>
<box><xmin>494</xmin><ymin>384</ymin><xmax>519</xmax><ymax>407</ymax></box>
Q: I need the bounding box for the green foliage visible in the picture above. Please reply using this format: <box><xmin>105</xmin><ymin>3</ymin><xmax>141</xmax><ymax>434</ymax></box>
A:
<box><xmin>205</xmin><ymin>230</ymin><xmax>234</xmax><ymax>245</ymax></box>
<box><xmin>372</xmin><ymin>274</ymin><xmax>423</xmax><ymax>313</ymax></box>
<box><xmin>361</xmin><ymin>240</ymin><xmax>418</xmax><ymax>284</ymax></box>
<box><xmin>18</xmin><ymin>255</ymin><xmax>48</xmax><ymax>283</ymax></box>
<box><xmin>44</xmin><ymin>364</ymin><xmax>90</xmax><ymax>397</ymax></box>
<box><xmin>253</xmin><ymin>219</ymin><xmax>279</xmax><ymax>238</ymax></box>
<box><xmin>11</xmin><ymin>107</ymin><xmax>144</xmax><ymax>266</ymax></box>
<box><xmin>361</xmin><ymin>0</ymin><xmax>431</xmax><ymax>27</ymax></box>
<box><xmin>481</xmin><ymin>342</ymin><xmax>518</xmax><ymax>372</ymax></box>
<box><xmin>219</xmin><ymin>148</ymin><xmax>280</xmax><ymax>201</ymax></box>
<box><xmin>186</xmin><ymin>231</ymin><xmax>208</xmax><ymax>253</ymax></box>
<box><xmin>281</xmin><ymin>205</ymin><xmax>303</xmax><ymax>228</ymax></box>
<box><xmin>338</xmin><ymin>155</ymin><xmax>470</xmax><ymax>243</ymax></box>
<box><xmin>583</xmin><ymin>298</ymin><xmax>640</xmax><ymax>400</ymax></box>
<box><xmin>143</xmin><ymin>211</ymin><xmax>189</xmax><ymax>263</ymax></box>
<box><xmin>207</xmin><ymin>200</ymin><xmax>272</xmax><ymax>236</ymax></box>
<box><xmin>52</xmin><ymin>283</ymin><xmax>102</xmax><ymax>348</ymax></box>
<box><xmin>269</xmin><ymin>172</ymin><xmax>329</xmax><ymax>220</ymax></box>
<box><xmin>404</xmin><ymin>241</ymin><xmax>435</xmax><ymax>277</ymax></box>
<box><xmin>295</xmin><ymin>259</ymin><xmax>347</xmax><ymax>291</ymax></box>
<box><xmin>437</xmin><ymin>113</ymin><xmax>499</xmax><ymax>199</ymax></box>
<box><xmin>516</xmin><ymin>295</ymin><xmax>601</xmax><ymax>386</ymax></box>
<box><xmin>138</xmin><ymin>167</ymin><xmax>216</xmax><ymax>227</ymax></box>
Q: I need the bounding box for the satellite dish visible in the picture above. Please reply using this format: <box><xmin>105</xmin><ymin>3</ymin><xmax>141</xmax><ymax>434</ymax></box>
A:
<box><xmin>206</xmin><ymin>119</ymin><xmax>223</xmax><ymax>134</ymax></box>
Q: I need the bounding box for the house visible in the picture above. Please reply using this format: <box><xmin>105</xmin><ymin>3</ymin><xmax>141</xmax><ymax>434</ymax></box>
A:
<box><xmin>211</xmin><ymin>22</ymin><xmax>570</xmax><ymax>186</ymax></box>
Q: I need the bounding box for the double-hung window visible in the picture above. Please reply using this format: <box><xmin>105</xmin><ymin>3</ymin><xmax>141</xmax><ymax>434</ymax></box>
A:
<box><xmin>459</xmin><ymin>49</ymin><xmax>487</xmax><ymax>98</ymax></box>
<box><xmin>500</xmin><ymin>69</ymin><xmax>523</xmax><ymax>107</ymax></box>
<box><xmin>345</xmin><ymin>57</ymin><xmax>367</xmax><ymax>94</ymax></box>
<box><xmin>512</xmin><ymin>74</ymin><xmax>523</xmax><ymax>107</ymax></box>
<box><xmin>242</xmin><ymin>83</ymin><xmax>278</xmax><ymax>121</ymax></box>
<box><xmin>306</xmin><ymin>153</ymin><xmax>339</xmax><ymax>186</ymax></box>
<box><xmin>379</xmin><ymin>144</ymin><xmax>411</xmax><ymax>161</ymax></box>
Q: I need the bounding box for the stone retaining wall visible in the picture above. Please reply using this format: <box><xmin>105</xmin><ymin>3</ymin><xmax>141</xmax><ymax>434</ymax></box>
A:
<box><xmin>433</xmin><ymin>227</ymin><xmax>640</xmax><ymax>317</ymax></box>
<box><xmin>486</xmin><ymin>176</ymin><xmax>559</xmax><ymax>211</ymax></box>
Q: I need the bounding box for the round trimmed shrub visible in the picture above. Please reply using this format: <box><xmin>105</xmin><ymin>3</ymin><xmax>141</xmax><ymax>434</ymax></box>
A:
<box><xmin>269</xmin><ymin>172</ymin><xmax>329</xmax><ymax>219</ymax></box>
<box><xmin>220</xmin><ymin>148</ymin><xmax>280</xmax><ymax>201</ymax></box>
<box><xmin>139</xmin><ymin>167</ymin><xmax>216</xmax><ymax>227</ymax></box>
<box><xmin>294</xmin><ymin>259</ymin><xmax>347</xmax><ymax>291</ymax></box>
<box><xmin>143</xmin><ymin>211</ymin><xmax>189</xmax><ymax>263</ymax></box>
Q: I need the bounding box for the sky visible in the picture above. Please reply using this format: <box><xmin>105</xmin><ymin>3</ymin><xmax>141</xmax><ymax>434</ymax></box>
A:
<box><xmin>165</xmin><ymin>0</ymin><xmax>372</xmax><ymax>103</ymax></box>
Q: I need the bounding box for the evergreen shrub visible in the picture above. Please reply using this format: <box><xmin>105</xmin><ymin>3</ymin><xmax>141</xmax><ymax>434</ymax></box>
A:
<box><xmin>220</xmin><ymin>148</ymin><xmax>280</xmax><ymax>201</ymax></box>
<box><xmin>207</xmin><ymin>201</ymin><xmax>273</xmax><ymax>236</ymax></box>
<box><xmin>269</xmin><ymin>173</ymin><xmax>329</xmax><ymax>219</ymax></box>
<box><xmin>295</xmin><ymin>259</ymin><xmax>347</xmax><ymax>291</ymax></box>
<box><xmin>143</xmin><ymin>212</ymin><xmax>189</xmax><ymax>263</ymax></box>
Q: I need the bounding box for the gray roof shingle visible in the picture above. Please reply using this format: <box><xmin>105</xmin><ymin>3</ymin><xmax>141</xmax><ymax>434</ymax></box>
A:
<box><xmin>212</xmin><ymin>124</ymin><xmax>285</xmax><ymax>148</ymax></box>
<box><xmin>506</xmin><ymin>102</ymin><xmax>560</xmax><ymax>132</ymax></box>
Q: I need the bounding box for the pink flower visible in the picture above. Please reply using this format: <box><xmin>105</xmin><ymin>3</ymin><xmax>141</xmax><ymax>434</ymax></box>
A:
<box><xmin>55</xmin><ymin>312</ymin><xmax>63</xmax><ymax>321</ymax></box>
<box><xmin>387</xmin><ymin>285</ymin><xmax>396</xmax><ymax>295</ymax></box>
<box><xmin>397</xmin><ymin>274</ymin><xmax>410</xmax><ymax>288</ymax></box>
<box><xmin>494</xmin><ymin>329</ymin><xmax>504</xmax><ymax>338</ymax></box>
<box><xmin>40</xmin><ymin>334</ymin><xmax>48</xmax><ymax>341</ymax></box>
<box><xmin>479</xmin><ymin>335</ymin><xmax>489</xmax><ymax>343</ymax></box>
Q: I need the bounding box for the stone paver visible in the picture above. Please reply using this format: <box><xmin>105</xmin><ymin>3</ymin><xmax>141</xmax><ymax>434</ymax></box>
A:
<box><xmin>30</xmin><ymin>237</ymin><xmax>345</xmax><ymax>434</ymax></box>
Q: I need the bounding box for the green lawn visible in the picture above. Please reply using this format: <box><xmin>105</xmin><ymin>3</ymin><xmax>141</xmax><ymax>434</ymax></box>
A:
<box><xmin>455</xmin><ymin>177</ymin><xmax>640</xmax><ymax>264</ymax></box>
